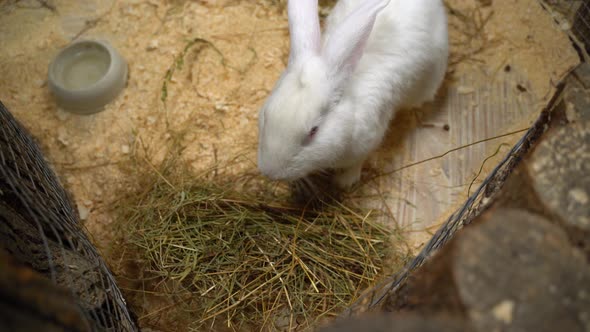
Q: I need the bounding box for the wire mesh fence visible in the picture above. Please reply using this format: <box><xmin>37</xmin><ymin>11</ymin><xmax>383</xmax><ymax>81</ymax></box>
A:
<box><xmin>538</xmin><ymin>0</ymin><xmax>590</xmax><ymax>57</ymax></box>
<box><xmin>573</xmin><ymin>0</ymin><xmax>590</xmax><ymax>51</ymax></box>
<box><xmin>0</xmin><ymin>101</ymin><xmax>137</xmax><ymax>331</ymax></box>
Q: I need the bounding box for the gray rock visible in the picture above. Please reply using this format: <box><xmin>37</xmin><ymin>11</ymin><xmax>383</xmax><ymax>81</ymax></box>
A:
<box><xmin>528</xmin><ymin>121</ymin><xmax>590</xmax><ymax>231</ymax></box>
<box><xmin>455</xmin><ymin>209</ymin><xmax>590</xmax><ymax>332</ymax></box>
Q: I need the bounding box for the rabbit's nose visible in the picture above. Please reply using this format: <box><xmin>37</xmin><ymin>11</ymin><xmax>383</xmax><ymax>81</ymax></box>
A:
<box><xmin>258</xmin><ymin>158</ymin><xmax>290</xmax><ymax>181</ymax></box>
<box><xmin>257</xmin><ymin>156</ymin><xmax>278</xmax><ymax>180</ymax></box>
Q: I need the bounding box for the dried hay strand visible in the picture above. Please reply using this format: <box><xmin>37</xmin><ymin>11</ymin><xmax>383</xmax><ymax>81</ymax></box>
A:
<box><xmin>109</xmin><ymin>2</ymin><xmax>405</xmax><ymax>329</ymax></box>
<box><xmin>445</xmin><ymin>0</ymin><xmax>497</xmax><ymax>69</ymax></box>
<box><xmin>112</xmin><ymin>148</ymin><xmax>402</xmax><ymax>331</ymax></box>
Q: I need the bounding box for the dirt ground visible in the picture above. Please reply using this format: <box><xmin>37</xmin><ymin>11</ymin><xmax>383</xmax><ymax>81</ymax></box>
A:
<box><xmin>0</xmin><ymin>0</ymin><xmax>580</xmax><ymax>330</ymax></box>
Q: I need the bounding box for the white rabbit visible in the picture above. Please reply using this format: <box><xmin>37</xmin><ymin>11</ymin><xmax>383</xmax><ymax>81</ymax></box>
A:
<box><xmin>257</xmin><ymin>0</ymin><xmax>448</xmax><ymax>188</ymax></box>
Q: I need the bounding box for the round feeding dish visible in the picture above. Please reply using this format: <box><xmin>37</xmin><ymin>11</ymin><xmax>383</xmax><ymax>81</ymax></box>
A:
<box><xmin>48</xmin><ymin>40</ymin><xmax>127</xmax><ymax>114</ymax></box>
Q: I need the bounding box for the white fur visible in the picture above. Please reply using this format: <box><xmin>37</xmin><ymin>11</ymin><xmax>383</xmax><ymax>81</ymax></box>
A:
<box><xmin>258</xmin><ymin>0</ymin><xmax>449</xmax><ymax>187</ymax></box>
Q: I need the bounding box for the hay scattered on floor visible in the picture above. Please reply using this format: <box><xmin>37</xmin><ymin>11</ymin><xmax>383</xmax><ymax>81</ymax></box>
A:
<box><xmin>113</xmin><ymin>155</ymin><xmax>399</xmax><ymax>331</ymax></box>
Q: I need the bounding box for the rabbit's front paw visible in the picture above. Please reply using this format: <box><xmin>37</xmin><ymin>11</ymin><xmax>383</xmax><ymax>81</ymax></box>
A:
<box><xmin>334</xmin><ymin>163</ymin><xmax>363</xmax><ymax>189</ymax></box>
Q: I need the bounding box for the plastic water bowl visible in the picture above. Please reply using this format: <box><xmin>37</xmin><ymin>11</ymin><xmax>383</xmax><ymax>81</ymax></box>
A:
<box><xmin>48</xmin><ymin>40</ymin><xmax>127</xmax><ymax>115</ymax></box>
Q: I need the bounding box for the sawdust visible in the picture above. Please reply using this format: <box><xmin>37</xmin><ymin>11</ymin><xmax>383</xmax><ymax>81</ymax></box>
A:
<box><xmin>0</xmin><ymin>0</ymin><xmax>293</xmax><ymax>247</ymax></box>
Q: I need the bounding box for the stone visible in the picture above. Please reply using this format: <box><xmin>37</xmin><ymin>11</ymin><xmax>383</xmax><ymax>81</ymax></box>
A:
<box><xmin>378</xmin><ymin>209</ymin><xmax>590</xmax><ymax>332</ymax></box>
<box><xmin>454</xmin><ymin>209</ymin><xmax>590</xmax><ymax>332</ymax></box>
<box><xmin>528</xmin><ymin>121</ymin><xmax>590</xmax><ymax>231</ymax></box>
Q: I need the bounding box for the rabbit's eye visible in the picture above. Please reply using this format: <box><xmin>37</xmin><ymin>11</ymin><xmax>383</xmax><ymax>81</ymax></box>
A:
<box><xmin>309</xmin><ymin>126</ymin><xmax>318</xmax><ymax>137</ymax></box>
<box><xmin>303</xmin><ymin>126</ymin><xmax>318</xmax><ymax>145</ymax></box>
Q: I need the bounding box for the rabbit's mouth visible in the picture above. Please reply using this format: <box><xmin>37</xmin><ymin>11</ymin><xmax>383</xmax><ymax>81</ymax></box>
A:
<box><xmin>260</xmin><ymin>168</ymin><xmax>304</xmax><ymax>182</ymax></box>
<box><xmin>258</xmin><ymin>160</ymin><xmax>313</xmax><ymax>183</ymax></box>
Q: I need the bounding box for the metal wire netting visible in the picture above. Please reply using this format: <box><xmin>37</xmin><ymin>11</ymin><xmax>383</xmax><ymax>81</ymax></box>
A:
<box><xmin>0</xmin><ymin>101</ymin><xmax>137</xmax><ymax>331</ymax></box>
<box><xmin>539</xmin><ymin>0</ymin><xmax>590</xmax><ymax>56</ymax></box>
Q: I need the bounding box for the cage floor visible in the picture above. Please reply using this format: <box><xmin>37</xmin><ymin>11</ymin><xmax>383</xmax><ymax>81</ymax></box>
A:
<box><xmin>0</xmin><ymin>0</ymin><xmax>579</xmax><ymax>328</ymax></box>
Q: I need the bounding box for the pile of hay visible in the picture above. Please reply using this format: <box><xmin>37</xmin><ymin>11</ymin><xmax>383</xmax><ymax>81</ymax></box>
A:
<box><xmin>113</xmin><ymin>153</ymin><xmax>402</xmax><ymax>331</ymax></box>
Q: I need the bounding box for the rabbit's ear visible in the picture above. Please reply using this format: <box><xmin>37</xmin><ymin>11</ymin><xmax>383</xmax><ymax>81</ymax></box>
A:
<box><xmin>287</xmin><ymin>0</ymin><xmax>321</xmax><ymax>65</ymax></box>
<box><xmin>323</xmin><ymin>0</ymin><xmax>390</xmax><ymax>76</ymax></box>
